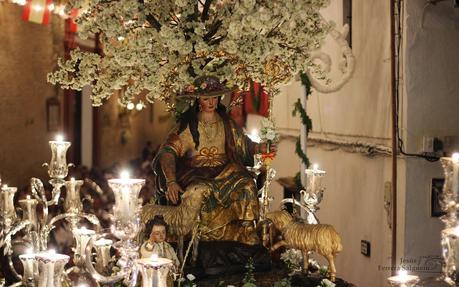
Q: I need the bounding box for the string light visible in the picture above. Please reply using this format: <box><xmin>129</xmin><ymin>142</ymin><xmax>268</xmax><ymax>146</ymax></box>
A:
<box><xmin>126</xmin><ymin>102</ymin><xmax>135</xmax><ymax>110</ymax></box>
<box><xmin>135</xmin><ymin>102</ymin><xmax>144</xmax><ymax>111</ymax></box>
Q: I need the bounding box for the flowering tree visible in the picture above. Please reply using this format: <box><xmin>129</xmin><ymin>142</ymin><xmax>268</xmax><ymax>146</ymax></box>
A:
<box><xmin>48</xmin><ymin>0</ymin><xmax>352</xmax><ymax>109</ymax></box>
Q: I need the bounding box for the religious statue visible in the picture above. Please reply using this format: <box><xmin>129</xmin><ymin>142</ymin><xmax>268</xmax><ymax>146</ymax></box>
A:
<box><xmin>143</xmin><ymin>76</ymin><xmax>275</xmax><ymax>245</ymax></box>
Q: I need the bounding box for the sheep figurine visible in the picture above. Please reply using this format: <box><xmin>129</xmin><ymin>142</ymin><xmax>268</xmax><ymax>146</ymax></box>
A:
<box><xmin>265</xmin><ymin>210</ymin><xmax>343</xmax><ymax>281</ymax></box>
<box><xmin>141</xmin><ymin>183</ymin><xmax>211</xmax><ymax>263</ymax></box>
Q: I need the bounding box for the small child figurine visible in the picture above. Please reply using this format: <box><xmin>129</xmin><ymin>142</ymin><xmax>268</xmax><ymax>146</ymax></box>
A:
<box><xmin>140</xmin><ymin>215</ymin><xmax>180</xmax><ymax>267</ymax></box>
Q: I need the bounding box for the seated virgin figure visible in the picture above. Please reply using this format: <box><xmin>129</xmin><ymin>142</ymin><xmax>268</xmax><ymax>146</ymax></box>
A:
<box><xmin>146</xmin><ymin>76</ymin><xmax>273</xmax><ymax>245</ymax></box>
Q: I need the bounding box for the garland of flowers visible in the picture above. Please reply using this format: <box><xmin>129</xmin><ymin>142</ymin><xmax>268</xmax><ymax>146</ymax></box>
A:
<box><xmin>293</xmin><ymin>73</ymin><xmax>313</xmax><ymax>191</ymax></box>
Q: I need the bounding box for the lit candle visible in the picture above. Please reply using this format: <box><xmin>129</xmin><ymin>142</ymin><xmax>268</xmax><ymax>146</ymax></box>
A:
<box><xmin>1</xmin><ymin>185</ymin><xmax>17</xmax><ymax>221</ymax></box>
<box><xmin>387</xmin><ymin>270</ymin><xmax>419</xmax><ymax>287</ymax></box>
<box><xmin>305</xmin><ymin>164</ymin><xmax>326</xmax><ymax>194</ymax></box>
<box><xmin>108</xmin><ymin>171</ymin><xmax>145</xmax><ymax>223</ymax></box>
<box><xmin>136</xmin><ymin>257</ymin><xmax>173</xmax><ymax>287</ymax></box>
<box><xmin>451</xmin><ymin>153</ymin><xmax>459</xmax><ymax>199</ymax></box>
<box><xmin>248</xmin><ymin>129</ymin><xmax>261</xmax><ymax>144</ymax></box>
<box><xmin>35</xmin><ymin>251</ymin><xmax>70</xmax><ymax>287</ymax></box>
<box><xmin>18</xmin><ymin>195</ymin><xmax>39</xmax><ymax>231</ymax></box>
<box><xmin>48</xmin><ymin>135</ymin><xmax>71</xmax><ymax>179</ymax></box>
<box><xmin>120</xmin><ymin>171</ymin><xmax>131</xmax><ymax>218</ymax></box>
<box><xmin>151</xmin><ymin>253</ymin><xmax>159</xmax><ymax>262</ymax></box>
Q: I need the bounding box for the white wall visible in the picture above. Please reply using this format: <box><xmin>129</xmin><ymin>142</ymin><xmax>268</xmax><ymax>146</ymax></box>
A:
<box><xmin>267</xmin><ymin>1</ymin><xmax>396</xmax><ymax>286</ymax></box>
<box><xmin>402</xmin><ymin>0</ymin><xmax>459</xmax><ymax>277</ymax></box>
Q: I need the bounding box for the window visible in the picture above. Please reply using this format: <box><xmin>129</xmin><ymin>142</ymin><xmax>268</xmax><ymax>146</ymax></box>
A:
<box><xmin>343</xmin><ymin>0</ymin><xmax>352</xmax><ymax>48</ymax></box>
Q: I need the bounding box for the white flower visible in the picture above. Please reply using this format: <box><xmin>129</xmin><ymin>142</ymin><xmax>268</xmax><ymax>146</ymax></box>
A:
<box><xmin>242</xmin><ymin>0</ymin><xmax>255</xmax><ymax>9</ymax></box>
<box><xmin>320</xmin><ymin>279</ymin><xmax>336</xmax><ymax>287</ymax></box>
<box><xmin>48</xmin><ymin>0</ymin><xmax>334</xmax><ymax>108</ymax></box>
<box><xmin>186</xmin><ymin>274</ymin><xmax>196</xmax><ymax>281</ymax></box>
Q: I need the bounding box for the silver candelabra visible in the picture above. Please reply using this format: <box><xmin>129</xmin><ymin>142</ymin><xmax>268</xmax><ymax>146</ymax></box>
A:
<box><xmin>0</xmin><ymin>136</ymin><xmax>173</xmax><ymax>287</ymax></box>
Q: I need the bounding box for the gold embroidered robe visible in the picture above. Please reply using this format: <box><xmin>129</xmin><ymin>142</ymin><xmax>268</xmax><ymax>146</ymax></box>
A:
<box><xmin>155</xmin><ymin>116</ymin><xmax>259</xmax><ymax>244</ymax></box>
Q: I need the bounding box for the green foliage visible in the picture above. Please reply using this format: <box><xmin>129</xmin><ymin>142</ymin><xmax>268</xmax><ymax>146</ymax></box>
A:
<box><xmin>242</xmin><ymin>258</ymin><xmax>257</xmax><ymax>287</ymax></box>
<box><xmin>300</xmin><ymin>72</ymin><xmax>312</xmax><ymax>97</ymax></box>
<box><xmin>295</xmin><ymin>137</ymin><xmax>310</xmax><ymax>169</ymax></box>
<box><xmin>317</xmin><ymin>278</ymin><xmax>336</xmax><ymax>287</ymax></box>
<box><xmin>292</xmin><ymin>73</ymin><xmax>313</xmax><ymax>188</ymax></box>
<box><xmin>319</xmin><ymin>265</ymin><xmax>329</xmax><ymax>277</ymax></box>
<box><xmin>292</xmin><ymin>99</ymin><xmax>312</xmax><ymax>134</ymax></box>
<box><xmin>273</xmin><ymin>277</ymin><xmax>293</xmax><ymax>287</ymax></box>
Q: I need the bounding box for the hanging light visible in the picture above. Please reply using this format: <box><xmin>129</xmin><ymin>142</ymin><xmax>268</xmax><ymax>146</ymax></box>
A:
<box><xmin>126</xmin><ymin>103</ymin><xmax>135</xmax><ymax>110</ymax></box>
<box><xmin>135</xmin><ymin>102</ymin><xmax>144</xmax><ymax>111</ymax></box>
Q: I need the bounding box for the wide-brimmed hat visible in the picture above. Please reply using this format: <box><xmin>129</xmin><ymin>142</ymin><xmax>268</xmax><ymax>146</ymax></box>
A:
<box><xmin>177</xmin><ymin>76</ymin><xmax>233</xmax><ymax>99</ymax></box>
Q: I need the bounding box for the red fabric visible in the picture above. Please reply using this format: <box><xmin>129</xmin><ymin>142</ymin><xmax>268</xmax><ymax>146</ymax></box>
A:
<box><xmin>22</xmin><ymin>1</ymin><xmax>31</xmax><ymax>21</ymax></box>
<box><xmin>243</xmin><ymin>81</ymin><xmax>269</xmax><ymax>117</ymax></box>
<box><xmin>229</xmin><ymin>92</ymin><xmax>246</xmax><ymax>128</ymax></box>
<box><xmin>67</xmin><ymin>8</ymin><xmax>79</xmax><ymax>33</ymax></box>
<box><xmin>42</xmin><ymin>0</ymin><xmax>52</xmax><ymax>24</ymax></box>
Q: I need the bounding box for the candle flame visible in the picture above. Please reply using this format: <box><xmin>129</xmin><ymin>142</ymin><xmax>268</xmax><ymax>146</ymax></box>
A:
<box><xmin>248</xmin><ymin>129</ymin><xmax>261</xmax><ymax>143</ymax></box>
<box><xmin>396</xmin><ymin>269</ymin><xmax>410</xmax><ymax>282</ymax></box>
<box><xmin>26</xmin><ymin>195</ymin><xmax>31</xmax><ymax>200</ymax></box>
<box><xmin>26</xmin><ymin>248</ymin><xmax>33</xmax><ymax>254</ymax></box>
<box><xmin>55</xmin><ymin>134</ymin><xmax>64</xmax><ymax>142</ymax></box>
<box><xmin>120</xmin><ymin>170</ymin><xmax>130</xmax><ymax>180</ymax></box>
<box><xmin>151</xmin><ymin>253</ymin><xmax>159</xmax><ymax>261</ymax></box>
<box><xmin>48</xmin><ymin>249</ymin><xmax>56</xmax><ymax>254</ymax></box>
<box><xmin>313</xmin><ymin>163</ymin><xmax>319</xmax><ymax>171</ymax></box>
<box><xmin>452</xmin><ymin>152</ymin><xmax>459</xmax><ymax>164</ymax></box>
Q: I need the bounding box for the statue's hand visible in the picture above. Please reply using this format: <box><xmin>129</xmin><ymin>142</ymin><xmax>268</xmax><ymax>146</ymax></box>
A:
<box><xmin>166</xmin><ymin>182</ymin><xmax>183</xmax><ymax>204</ymax></box>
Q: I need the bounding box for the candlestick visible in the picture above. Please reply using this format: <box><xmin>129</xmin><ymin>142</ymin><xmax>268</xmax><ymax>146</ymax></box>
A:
<box><xmin>441</xmin><ymin>226</ymin><xmax>459</xmax><ymax>285</ymax></box>
<box><xmin>94</xmin><ymin>238</ymin><xmax>113</xmax><ymax>273</ymax></box>
<box><xmin>440</xmin><ymin>154</ymin><xmax>459</xmax><ymax>227</ymax></box>
<box><xmin>47</xmin><ymin>136</ymin><xmax>71</xmax><ymax>179</ymax></box>
<box><xmin>19</xmin><ymin>253</ymin><xmax>37</xmax><ymax>285</ymax></box>
<box><xmin>451</xmin><ymin>153</ymin><xmax>459</xmax><ymax>201</ymax></box>
<box><xmin>18</xmin><ymin>196</ymin><xmax>39</xmax><ymax>231</ymax></box>
<box><xmin>64</xmin><ymin>178</ymin><xmax>84</xmax><ymax>214</ymax></box>
<box><xmin>136</xmin><ymin>257</ymin><xmax>173</xmax><ymax>287</ymax></box>
<box><xmin>108</xmin><ymin>172</ymin><xmax>145</xmax><ymax>224</ymax></box>
<box><xmin>302</xmin><ymin>164</ymin><xmax>326</xmax><ymax>224</ymax></box>
<box><xmin>73</xmin><ymin>227</ymin><xmax>96</xmax><ymax>266</ymax></box>
<box><xmin>35</xmin><ymin>252</ymin><xmax>70</xmax><ymax>287</ymax></box>
<box><xmin>305</xmin><ymin>164</ymin><xmax>325</xmax><ymax>194</ymax></box>
<box><xmin>1</xmin><ymin>185</ymin><xmax>18</xmax><ymax>228</ymax></box>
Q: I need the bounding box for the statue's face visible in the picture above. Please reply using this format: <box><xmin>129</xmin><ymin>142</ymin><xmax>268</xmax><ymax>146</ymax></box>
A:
<box><xmin>198</xmin><ymin>96</ymin><xmax>218</xmax><ymax>112</ymax></box>
<box><xmin>149</xmin><ymin>225</ymin><xmax>166</xmax><ymax>243</ymax></box>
